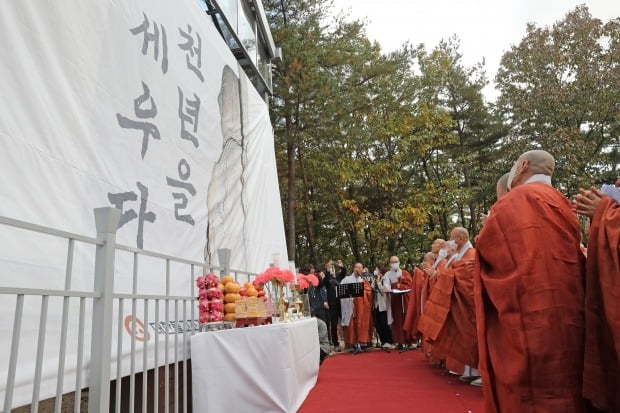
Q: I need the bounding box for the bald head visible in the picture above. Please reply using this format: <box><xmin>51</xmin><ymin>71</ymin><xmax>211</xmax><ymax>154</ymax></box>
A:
<box><xmin>423</xmin><ymin>252</ymin><xmax>435</xmax><ymax>264</ymax></box>
<box><xmin>496</xmin><ymin>173</ymin><xmax>510</xmax><ymax>199</ymax></box>
<box><xmin>430</xmin><ymin>239</ymin><xmax>446</xmax><ymax>254</ymax></box>
<box><xmin>450</xmin><ymin>227</ymin><xmax>469</xmax><ymax>250</ymax></box>
<box><xmin>353</xmin><ymin>262</ymin><xmax>363</xmax><ymax>276</ymax></box>
<box><xmin>508</xmin><ymin>150</ymin><xmax>555</xmax><ymax>189</ymax></box>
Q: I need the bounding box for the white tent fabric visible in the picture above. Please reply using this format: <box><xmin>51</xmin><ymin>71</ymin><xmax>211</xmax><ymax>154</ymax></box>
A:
<box><xmin>0</xmin><ymin>0</ymin><xmax>287</xmax><ymax>408</ymax></box>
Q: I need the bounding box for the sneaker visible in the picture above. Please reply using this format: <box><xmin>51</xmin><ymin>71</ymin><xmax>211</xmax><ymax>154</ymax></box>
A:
<box><xmin>381</xmin><ymin>343</ymin><xmax>395</xmax><ymax>349</ymax></box>
<box><xmin>470</xmin><ymin>377</ymin><xmax>483</xmax><ymax>387</ymax></box>
<box><xmin>411</xmin><ymin>342</ymin><xmax>418</xmax><ymax>349</ymax></box>
<box><xmin>459</xmin><ymin>375</ymin><xmax>479</xmax><ymax>383</ymax></box>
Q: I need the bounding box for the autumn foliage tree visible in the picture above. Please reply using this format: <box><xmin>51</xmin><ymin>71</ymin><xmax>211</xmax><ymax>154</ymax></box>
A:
<box><xmin>265</xmin><ymin>1</ymin><xmax>619</xmax><ymax>267</ymax></box>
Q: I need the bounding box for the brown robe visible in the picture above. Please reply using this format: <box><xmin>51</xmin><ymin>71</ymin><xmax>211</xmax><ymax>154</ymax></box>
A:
<box><xmin>475</xmin><ymin>182</ymin><xmax>586</xmax><ymax>413</ymax></box>
<box><xmin>403</xmin><ymin>267</ymin><xmax>426</xmax><ymax>339</ymax></box>
<box><xmin>390</xmin><ymin>269</ymin><xmax>413</xmax><ymax>345</ymax></box>
<box><xmin>422</xmin><ymin>259</ymin><xmax>446</xmax><ymax>364</ymax></box>
<box><xmin>583</xmin><ymin>196</ymin><xmax>620</xmax><ymax>412</ymax></box>
<box><xmin>344</xmin><ymin>279</ymin><xmax>373</xmax><ymax>346</ymax></box>
<box><xmin>419</xmin><ymin>248</ymin><xmax>478</xmax><ymax>368</ymax></box>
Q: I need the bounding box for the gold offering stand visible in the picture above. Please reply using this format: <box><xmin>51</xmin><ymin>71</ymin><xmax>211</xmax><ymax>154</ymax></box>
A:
<box><xmin>291</xmin><ymin>285</ymin><xmax>310</xmax><ymax>320</ymax></box>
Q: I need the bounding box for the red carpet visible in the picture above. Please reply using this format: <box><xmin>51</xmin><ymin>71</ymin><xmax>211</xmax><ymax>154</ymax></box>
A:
<box><xmin>299</xmin><ymin>349</ymin><xmax>484</xmax><ymax>413</ymax></box>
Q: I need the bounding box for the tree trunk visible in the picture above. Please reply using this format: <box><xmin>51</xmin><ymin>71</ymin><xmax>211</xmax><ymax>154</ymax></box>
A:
<box><xmin>469</xmin><ymin>201</ymin><xmax>477</xmax><ymax>238</ymax></box>
<box><xmin>286</xmin><ymin>140</ymin><xmax>296</xmax><ymax>261</ymax></box>
<box><xmin>346</xmin><ymin>228</ymin><xmax>362</xmax><ymax>263</ymax></box>
<box><xmin>298</xmin><ymin>146</ymin><xmax>318</xmax><ymax>264</ymax></box>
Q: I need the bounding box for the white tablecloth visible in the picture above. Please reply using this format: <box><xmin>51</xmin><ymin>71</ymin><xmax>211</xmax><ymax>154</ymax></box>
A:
<box><xmin>191</xmin><ymin>318</ymin><xmax>319</xmax><ymax>413</ymax></box>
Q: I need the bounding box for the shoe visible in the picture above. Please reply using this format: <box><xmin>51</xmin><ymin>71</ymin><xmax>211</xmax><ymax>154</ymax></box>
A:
<box><xmin>398</xmin><ymin>345</ymin><xmax>412</xmax><ymax>352</ymax></box>
<box><xmin>411</xmin><ymin>342</ymin><xmax>418</xmax><ymax>349</ymax></box>
<box><xmin>381</xmin><ymin>343</ymin><xmax>395</xmax><ymax>349</ymax></box>
<box><xmin>448</xmin><ymin>370</ymin><xmax>461</xmax><ymax>376</ymax></box>
<box><xmin>470</xmin><ymin>377</ymin><xmax>483</xmax><ymax>387</ymax></box>
<box><xmin>459</xmin><ymin>375</ymin><xmax>479</xmax><ymax>383</ymax></box>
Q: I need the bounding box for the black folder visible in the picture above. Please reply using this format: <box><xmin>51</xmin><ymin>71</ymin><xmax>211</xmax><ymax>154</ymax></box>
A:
<box><xmin>336</xmin><ymin>282</ymin><xmax>364</xmax><ymax>298</ymax></box>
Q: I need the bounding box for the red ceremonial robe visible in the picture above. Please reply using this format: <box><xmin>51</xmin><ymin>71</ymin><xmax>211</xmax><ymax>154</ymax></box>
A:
<box><xmin>583</xmin><ymin>196</ymin><xmax>620</xmax><ymax>412</ymax></box>
<box><xmin>344</xmin><ymin>279</ymin><xmax>373</xmax><ymax>346</ymax></box>
<box><xmin>390</xmin><ymin>269</ymin><xmax>413</xmax><ymax>345</ymax></box>
<box><xmin>474</xmin><ymin>182</ymin><xmax>586</xmax><ymax>413</ymax></box>
<box><xmin>403</xmin><ymin>267</ymin><xmax>426</xmax><ymax>339</ymax></box>
<box><xmin>418</xmin><ymin>248</ymin><xmax>478</xmax><ymax>368</ymax></box>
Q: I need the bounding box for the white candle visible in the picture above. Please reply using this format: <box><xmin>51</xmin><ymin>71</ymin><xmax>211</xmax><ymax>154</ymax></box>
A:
<box><xmin>272</xmin><ymin>252</ymin><xmax>281</xmax><ymax>268</ymax></box>
<box><xmin>289</xmin><ymin>260</ymin><xmax>297</xmax><ymax>284</ymax></box>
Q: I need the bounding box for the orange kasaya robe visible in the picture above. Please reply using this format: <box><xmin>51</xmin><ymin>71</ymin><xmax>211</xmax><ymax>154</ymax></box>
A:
<box><xmin>390</xmin><ymin>269</ymin><xmax>413</xmax><ymax>345</ymax></box>
<box><xmin>422</xmin><ymin>259</ymin><xmax>446</xmax><ymax>364</ymax></box>
<box><xmin>474</xmin><ymin>182</ymin><xmax>586</xmax><ymax>413</ymax></box>
<box><xmin>583</xmin><ymin>196</ymin><xmax>620</xmax><ymax>412</ymax></box>
<box><xmin>418</xmin><ymin>248</ymin><xmax>478</xmax><ymax>369</ymax></box>
<box><xmin>403</xmin><ymin>267</ymin><xmax>426</xmax><ymax>339</ymax></box>
<box><xmin>344</xmin><ymin>279</ymin><xmax>373</xmax><ymax>346</ymax></box>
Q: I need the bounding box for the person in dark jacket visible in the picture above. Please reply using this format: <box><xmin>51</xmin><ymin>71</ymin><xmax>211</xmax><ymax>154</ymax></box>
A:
<box><xmin>325</xmin><ymin>261</ymin><xmax>343</xmax><ymax>348</ymax></box>
<box><xmin>301</xmin><ymin>264</ymin><xmax>329</xmax><ymax>327</ymax></box>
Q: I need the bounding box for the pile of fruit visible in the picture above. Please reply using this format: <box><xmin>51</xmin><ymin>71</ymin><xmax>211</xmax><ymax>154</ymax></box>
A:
<box><xmin>199</xmin><ymin>274</ymin><xmax>272</xmax><ymax>324</ymax></box>
<box><xmin>196</xmin><ymin>273</ymin><xmax>224</xmax><ymax>323</ymax></box>
<box><xmin>221</xmin><ymin>275</ymin><xmax>242</xmax><ymax>322</ymax></box>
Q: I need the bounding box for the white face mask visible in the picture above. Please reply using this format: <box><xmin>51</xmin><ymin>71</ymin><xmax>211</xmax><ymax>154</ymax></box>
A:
<box><xmin>390</xmin><ymin>262</ymin><xmax>399</xmax><ymax>270</ymax></box>
<box><xmin>373</xmin><ymin>270</ymin><xmax>379</xmax><ymax>276</ymax></box>
<box><xmin>447</xmin><ymin>240</ymin><xmax>457</xmax><ymax>250</ymax></box>
<box><xmin>438</xmin><ymin>248</ymin><xmax>448</xmax><ymax>259</ymax></box>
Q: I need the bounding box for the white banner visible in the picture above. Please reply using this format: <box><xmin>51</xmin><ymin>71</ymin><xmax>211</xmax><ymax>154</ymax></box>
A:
<box><xmin>0</xmin><ymin>0</ymin><xmax>287</xmax><ymax>408</ymax></box>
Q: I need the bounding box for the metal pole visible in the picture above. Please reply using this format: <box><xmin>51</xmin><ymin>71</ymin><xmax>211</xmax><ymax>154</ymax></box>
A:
<box><xmin>88</xmin><ymin>207</ymin><xmax>121</xmax><ymax>413</ymax></box>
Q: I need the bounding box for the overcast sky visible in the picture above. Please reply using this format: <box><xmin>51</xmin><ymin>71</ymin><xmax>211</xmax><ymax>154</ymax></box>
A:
<box><xmin>331</xmin><ymin>0</ymin><xmax>620</xmax><ymax>100</ymax></box>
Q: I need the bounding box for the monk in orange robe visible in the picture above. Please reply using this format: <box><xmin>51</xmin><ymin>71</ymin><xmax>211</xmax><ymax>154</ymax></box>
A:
<box><xmin>475</xmin><ymin>150</ymin><xmax>586</xmax><ymax>413</ymax></box>
<box><xmin>421</xmin><ymin>241</ymin><xmax>447</xmax><ymax>363</ymax></box>
<box><xmin>385</xmin><ymin>256</ymin><xmax>413</xmax><ymax>348</ymax></box>
<box><xmin>419</xmin><ymin>228</ymin><xmax>478</xmax><ymax>378</ymax></box>
<box><xmin>574</xmin><ymin>184</ymin><xmax>620</xmax><ymax>412</ymax></box>
<box><xmin>403</xmin><ymin>253</ymin><xmax>434</xmax><ymax>344</ymax></box>
<box><xmin>340</xmin><ymin>263</ymin><xmax>373</xmax><ymax>351</ymax></box>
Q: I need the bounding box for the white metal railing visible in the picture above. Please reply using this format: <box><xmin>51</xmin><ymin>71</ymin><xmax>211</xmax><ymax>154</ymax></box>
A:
<box><xmin>1</xmin><ymin>207</ymin><xmax>257</xmax><ymax>412</ymax></box>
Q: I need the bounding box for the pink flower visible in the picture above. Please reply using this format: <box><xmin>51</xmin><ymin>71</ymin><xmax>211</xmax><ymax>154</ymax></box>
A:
<box><xmin>297</xmin><ymin>274</ymin><xmax>310</xmax><ymax>289</ymax></box>
<box><xmin>277</xmin><ymin>270</ymin><xmax>295</xmax><ymax>283</ymax></box>
<box><xmin>306</xmin><ymin>274</ymin><xmax>319</xmax><ymax>286</ymax></box>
